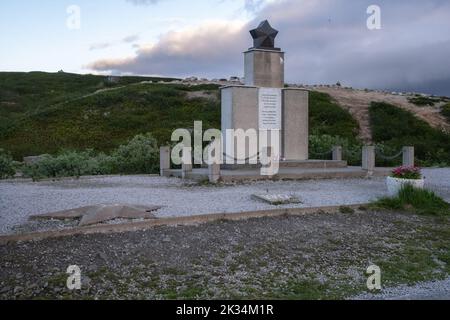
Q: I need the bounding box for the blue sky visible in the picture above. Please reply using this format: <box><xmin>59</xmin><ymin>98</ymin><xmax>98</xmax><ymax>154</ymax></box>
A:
<box><xmin>0</xmin><ymin>0</ymin><xmax>256</xmax><ymax>73</ymax></box>
<box><xmin>1</xmin><ymin>0</ymin><xmax>450</xmax><ymax>95</ymax></box>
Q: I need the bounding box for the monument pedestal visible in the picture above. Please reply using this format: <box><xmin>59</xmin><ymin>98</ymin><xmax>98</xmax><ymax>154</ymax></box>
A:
<box><xmin>244</xmin><ymin>49</ymin><xmax>284</xmax><ymax>88</ymax></box>
<box><xmin>221</xmin><ymin>86</ymin><xmax>309</xmax><ymax>161</ymax></box>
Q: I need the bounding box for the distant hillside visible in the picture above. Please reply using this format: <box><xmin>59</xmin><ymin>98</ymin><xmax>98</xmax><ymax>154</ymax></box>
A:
<box><xmin>314</xmin><ymin>86</ymin><xmax>450</xmax><ymax>142</ymax></box>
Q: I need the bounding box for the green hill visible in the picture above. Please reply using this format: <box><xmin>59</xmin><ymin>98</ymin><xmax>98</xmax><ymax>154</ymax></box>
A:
<box><xmin>370</xmin><ymin>102</ymin><xmax>450</xmax><ymax>166</ymax></box>
<box><xmin>3</xmin><ymin>72</ymin><xmax>448</xmax><ymax>167</ymax></box>
<box><xmin>0</xmin><ymin>72</ymin><xmax>177</xmax><ymax>123</ymax></box>
<box><xmin>0</xmin><ymin>72</ymin><xmax>359</xmax><ymax>160</ymax></box>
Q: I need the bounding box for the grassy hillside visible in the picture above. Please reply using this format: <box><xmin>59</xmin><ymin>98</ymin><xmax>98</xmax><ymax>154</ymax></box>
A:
<box><xmin>0</xmin><ymin>83</ymin><xmax>220</xmax><ymax>159</ymax></box>
<box><xmin>309</xmin><ymin>91</ymin><xmax>359</xmax><ymax>140</ymax></box>
<box><xmin>370</xmin><ymin>102</ymin><xmax>450</xmax><ymax>165</ymax></box>
<box><xmin>0</xmin><ymin>72</ymin><xmax>177</xmax><ymax>130</ymax></box>
<box><xmin>3</xmin><ymin>72</ymin><xmax>448</xmax><ymax>167</ymax></box>
<box><xmin>442</xmin><ymin>103</ymin><xmax>450</xmax><ymax>123</ymax></box>
<box><xmin>0</xmin><ymin>73</ymin><xmax>359</xmax><ymax>160</ymax></box>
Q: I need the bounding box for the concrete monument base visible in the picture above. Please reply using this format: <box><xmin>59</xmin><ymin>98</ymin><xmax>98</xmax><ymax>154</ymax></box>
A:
<box><xmin>164</xmin><ymin>166</ymin><xmax>393</xmax><ymax>183</ymax></box>
<box><xmin>221</xmin><ymin>85</ymin><xmax>309</xmax><ymax>161</ymax></box>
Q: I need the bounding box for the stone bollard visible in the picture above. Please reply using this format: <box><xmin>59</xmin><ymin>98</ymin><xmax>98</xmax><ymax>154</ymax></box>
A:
<box><xmin>159</xmin><ymin>146</ymin><xmax>170</xmax><ymax>177</ymax></box>
<box><xmin>260</xmin><ymin>146</ymin><xmax>279</xmax><ymax>178</ymax></box>
<box><xmin>402</xmin><ymin>146</ymin><xmax>415</xmax><ymax>167</ymax></box>
<box><xmin>332</xmin><ymin>146</ymin><xmax>343</xmax><ymax>161</ymax></box>
<box><xmin>206</xmin><ymin>140</ymin><xmax>221</xmax><ymax>183</ymax></box>
<box><xmin>362</xmin><ymin>146</ymin><xmax>375</xmax><ymax>175</ymax></box>
<box><xmin>181</xmin><ymin>147</ymin><xmax>192</xmax><ymax>179</ymax></box>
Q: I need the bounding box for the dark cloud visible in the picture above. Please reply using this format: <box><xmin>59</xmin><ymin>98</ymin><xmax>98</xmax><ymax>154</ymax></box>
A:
<box><xmin>122</xmin><ymin>34</ymin><xmax>140</xmax><ymax>43</ymax></box>
<box><xmin>90</xmin><ymin>0</ymin><xmax>450</xmax><ymax>96</ymax></box>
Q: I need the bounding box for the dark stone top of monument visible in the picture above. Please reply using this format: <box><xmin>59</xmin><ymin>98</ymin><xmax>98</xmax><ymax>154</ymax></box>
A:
<box><xmin>249</xmin><ymin>20</ymin><xmax>280</xmax><ymax>51</ymax></box>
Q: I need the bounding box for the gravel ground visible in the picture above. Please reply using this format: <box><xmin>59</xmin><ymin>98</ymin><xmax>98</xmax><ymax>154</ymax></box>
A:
<box><xmin>353</xmin><ymin>277</ymin><xmax>450</xmax><ymax>300</ymax></box>
<box><xmin>1</xmin><ymin>209</ymin><xmax>448</xmax><ymax>300</ymax></box>
<box><xmin>0</xmin><ymin>168</ymin><xmax>449</xmax><ymax>235</ymax></box>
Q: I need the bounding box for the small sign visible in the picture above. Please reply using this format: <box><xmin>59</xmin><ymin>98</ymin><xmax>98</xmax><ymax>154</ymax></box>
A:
<box><xmin>259</xmin><ymin>88</ymin><xmax>281</xmax><ymax>130</ymax></box>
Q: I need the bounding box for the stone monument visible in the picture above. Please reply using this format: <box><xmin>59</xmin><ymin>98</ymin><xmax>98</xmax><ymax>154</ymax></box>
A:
<box><xmin>221</xmin><ymin>20</ymin><xmax>309</xmax><ymax>163</ymax></box>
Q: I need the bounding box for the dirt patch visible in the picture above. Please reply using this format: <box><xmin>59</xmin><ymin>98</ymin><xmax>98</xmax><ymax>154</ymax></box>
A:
<box><xmin>1</xmin><ymin>209</ymin><xmax>448</xmax><ymax>300</ymax></box>
<box><xmin>186</xmin><ymin>91</ymin><xmax>218</xmax><ymax>101</ymax></box>
<box><xmin>314</xmin><ymin>87</ymin><xmax>450</xmax><ymax>142</ymax></box>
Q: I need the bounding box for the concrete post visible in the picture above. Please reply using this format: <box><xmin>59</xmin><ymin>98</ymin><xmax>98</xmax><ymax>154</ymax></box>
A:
<box><xmin>362</xmin><ymin>146</ymin><xmax>375</xmax><ymax>174</ymax></box>
<box><xmin>332</xmin><ymin>146</ymin><xmax>343</xmax><ymax>161</ymax></box>
<box><xmin>207</xmin><ymin>141</ymin><xmax>221</xmax><ymax>183</ymax></box>
<box><xmin>159</xmin><ymin>146</ymin><xmax>170</xmax><ymax>177</ymax></box>
<box><xmin>209</xmin><ymin>163</ymin><xmax>221</xmax><ymax>183</ymax></box>
<box><xmin>260</xmin><ymin>146</ymin><xmax>279</xmax><ymax>178</ymax></box>
<box><xmin>181</xmin><ymin>147</ymin><xmax>192</xmax><ymax>179</ymax></box>
<box><xmin>402</xmin><ymin>146</ymin><xmax>415</xmax><ymax>167</ymax></box>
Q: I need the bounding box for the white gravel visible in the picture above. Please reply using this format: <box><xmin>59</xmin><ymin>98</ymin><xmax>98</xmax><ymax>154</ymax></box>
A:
<box><xmin>353</xmin><ymin>277</ymin><xmax>450</xmax><ymax>300</ymax></box>
<box><xmin>0</xmin><ymin>168</ymin><xmax>449</xmax><ymax>235</ymax></box>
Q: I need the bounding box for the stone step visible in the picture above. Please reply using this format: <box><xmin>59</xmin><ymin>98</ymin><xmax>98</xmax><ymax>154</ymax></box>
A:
<box><xmin>220</xmin><ymin>160</ymin><xmax>347</xmax><ymax>171</ymax></box>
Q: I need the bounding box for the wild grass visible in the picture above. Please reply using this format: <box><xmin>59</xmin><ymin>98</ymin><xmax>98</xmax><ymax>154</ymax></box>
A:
<box><xmin>371</xmin><ymin>185</ymin><xmax>450</xmax><ymax>216</ymax></box>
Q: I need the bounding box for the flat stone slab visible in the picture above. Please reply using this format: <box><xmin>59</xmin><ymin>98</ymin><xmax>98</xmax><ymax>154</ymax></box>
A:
<box><xmin>252</xmin><ymin>194</ymin><xmax>302</xmax><ymax>205</ymax></box>
<box><xmin>30</xmin><ymin>204</ymin><xmax>161</xmax><ymax>227</ymax></box>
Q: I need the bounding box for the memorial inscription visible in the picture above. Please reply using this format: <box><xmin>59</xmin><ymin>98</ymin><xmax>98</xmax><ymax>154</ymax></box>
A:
<box><xmin>258</xmin><ymin>88</ymin><xmax>281</xmax><ymax>130</ymax></box>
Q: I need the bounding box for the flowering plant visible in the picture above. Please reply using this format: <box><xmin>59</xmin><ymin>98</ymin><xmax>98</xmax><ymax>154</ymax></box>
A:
<box><xmin>391</xmin><ymin>166</ymin><xmax>422</xmax><ymax>180</ymax></box>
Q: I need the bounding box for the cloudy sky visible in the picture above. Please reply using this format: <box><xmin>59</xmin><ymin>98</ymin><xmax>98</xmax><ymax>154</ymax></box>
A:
<box><xmin>1</xmin><ymin>0</ymin><xmax>450</xmax><ymax>95</ymax></box>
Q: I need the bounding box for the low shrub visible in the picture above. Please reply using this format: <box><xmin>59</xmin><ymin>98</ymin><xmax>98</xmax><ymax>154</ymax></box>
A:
<box><xmin>370</xmin><ymin>102</ymin><xmax>450</xmax><ymax>166</ymax></box>
<box><xmin>441</xmin><ymin>103</ymin><xmax>450</xmax><ymax>123</ymax></box>
<box><xmin>22</xmin><ymin>133</ymin><xmax>160</xmax><ymax>180</ymax></box>
<box><xmin>111</xmin><ymin>133</ymin><xmax>159</xmax><ymax>174</ymax></box>
<box><xmin>309</xmin><ymin>134</ymin><xmax>362</xmax><ymax>165</ymax></box>
<box><xmin>408</xmin><ymin>96</ymin><xmax>439</xmax><ymax>107</ymax></box>
<box><xmin>0</xmin><ymin>148</ymin><xmax>15</xmax><ymax>179</ymax></box>
<box><xmin>22</xmin><ymin>150</ymin><xmax>98</xmax><ymax>180</ymax></box>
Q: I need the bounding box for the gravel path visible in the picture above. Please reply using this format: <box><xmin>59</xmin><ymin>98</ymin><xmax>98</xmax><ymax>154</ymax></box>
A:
<box><xmin>0</xmin><ymin>168</ymin><xmax>449</xmax><ymax>235</ymax></box>
<box><xmin>353</xmin><ymin>277</ymin><xmax>450</xmax><ymax>300</ymax></box>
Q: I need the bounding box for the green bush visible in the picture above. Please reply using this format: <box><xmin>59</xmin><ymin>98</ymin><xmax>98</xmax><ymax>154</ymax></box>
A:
<box><xmin>309</xmin><ymin>134</ymin><xmax>362</xmax><ymax>165</ymax></box>
<box><xmin>372</xmin><ymin>185</ymin><xmax>450</xmax><ymax>216</ymax></box>
<box><xmin>112</xmin><ymin>133</ymin><xmax>159</xmax><ymax>174</ymax></box>
<box><xmin>373</xmin><ymin>143</ymin><xmax>406</xmax><ymax>167</ymax></box>
<box><xmin>22</xmin><ymin>133</ymin><xmax>160</xmax><ymax>180</ymax></box>
<box><xmin>309</xmin><ymin>91</ymin><xmax>360</xmax><ymax>140</ymax></box>
<box><xmin>0</xmin><ymin>148</ymin><xmax>15</xmax><ymax>179</ymax></box>
<box><xmin>370</xmin><ymin>102</ymin><xmax>450</xmax><ymax>166</ymax></box>
<box><xmin>22</xmin><ymin>150</ymin><xmax>99</xmax><ymax>180</ymax></box>
<box><xmin>441</xmin><ymin>103</ymin><xmax>450</xmax><ymax>123</ymax></box>
<box><xmin>408</xmin><ymin>96</ymin><xmax>439</xmax><ymax>107</ymax></box>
